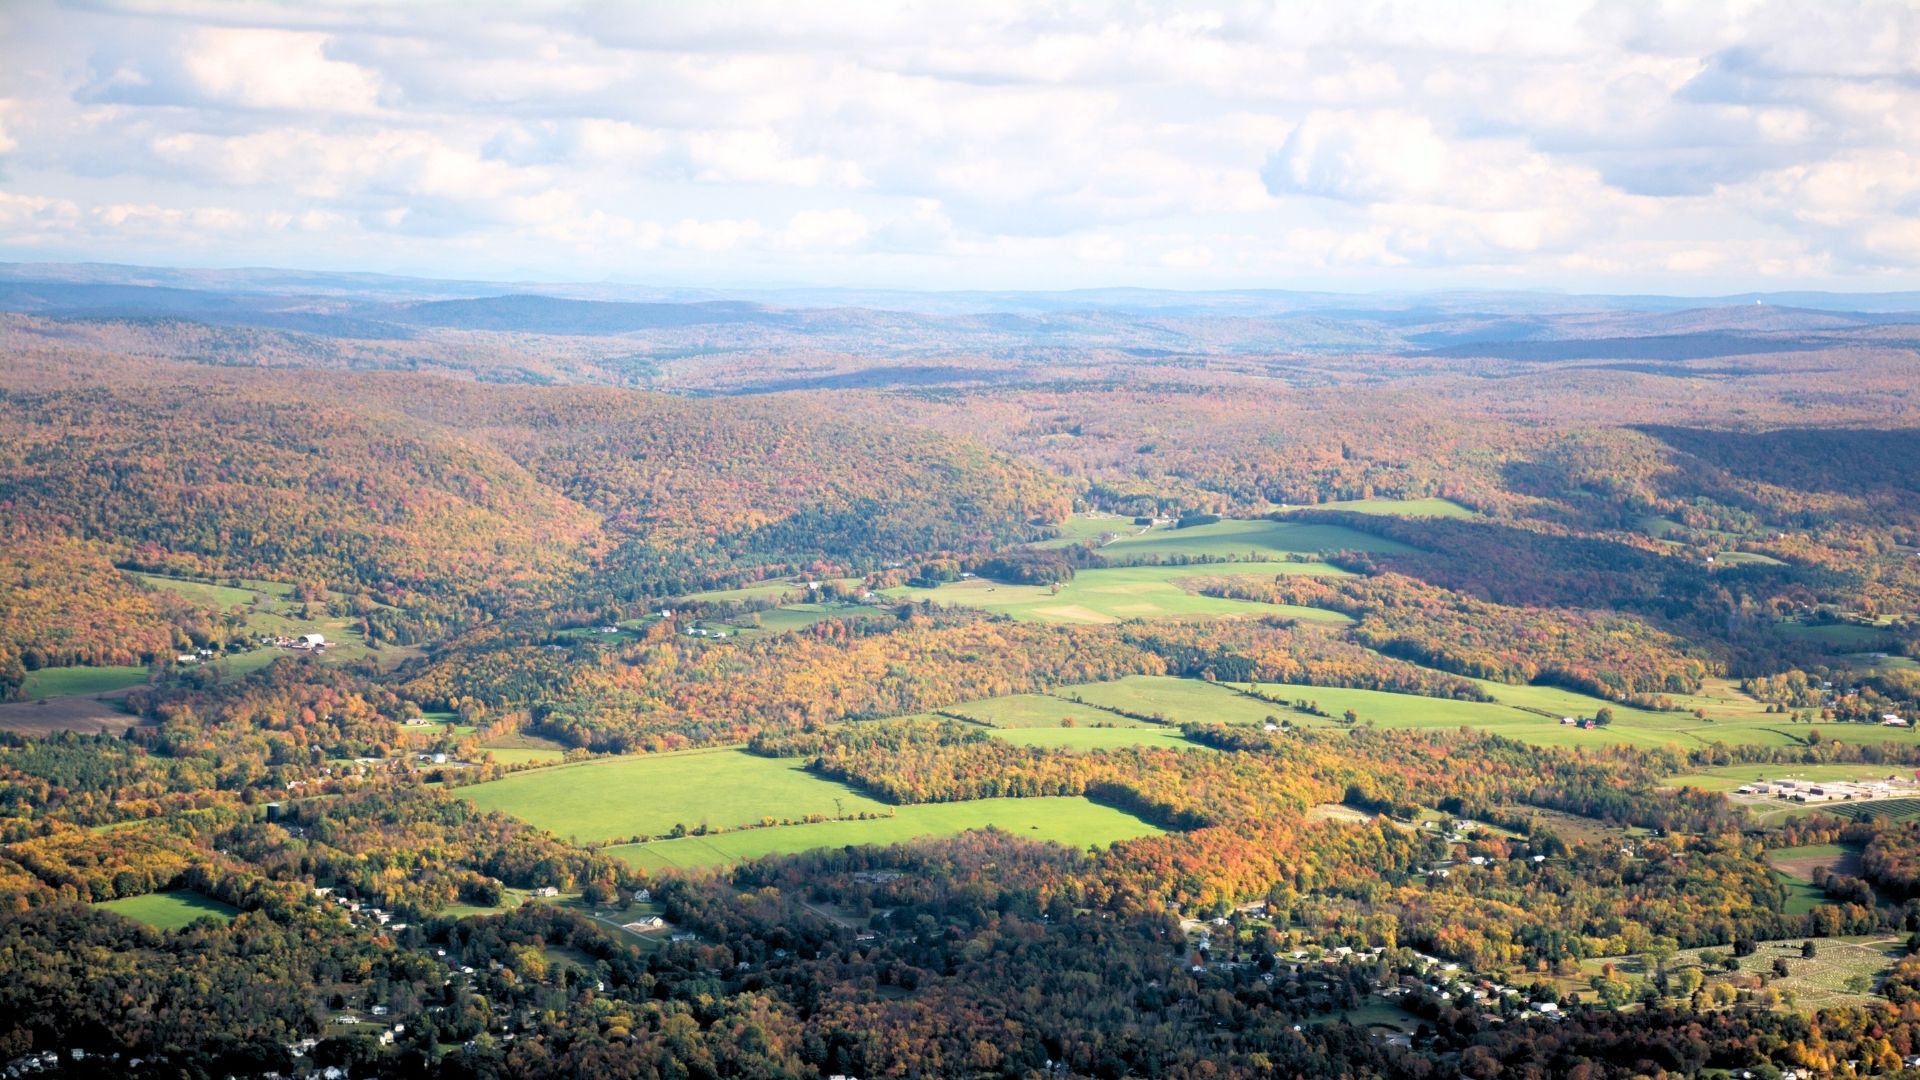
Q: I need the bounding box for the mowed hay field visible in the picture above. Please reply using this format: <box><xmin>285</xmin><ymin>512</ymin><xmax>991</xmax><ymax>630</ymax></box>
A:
<box><xmin>97</xmin><ymin>889</ymin><xmax>239</xmax><ymax>930</ymax></box>
<box><xmin>882</xmin><ymin>562</ymin><xmax>1354</xmax><ymax>625</ymax></box>
<box><xmin>458</xmin><ymin>748</ymin><xmax>891</xmax><ymax>845</ymax></box>
<box><xmin>1285</xmin><ymin>497</ymin><xmax>1477</xmax><ymax>519</ymax></box>
<box><xmin>605</xmin><ymin>796</ymin><xmax>1165</xmax><ymax>873</ymax></box>
<box><xmin>945</xmin><ymin>692</ymin><xmax>1154</xmax><ymax>728</ymax></box>
<box><xmin>1061</xmin><ymin>676</ymin><xmax>1308</xmax><ymax>727</ymax></box>
<box><xmin>1094</xmin><ymin>518</ymin><xmax>1417</xmax><ymax>561</ymax></box>
<box><xmin>19</xmin><ymin>664</ymin><xmax>149</xmax><ymax>699</ymax></box>
<box><xmin>988</xmin><ymin>726</ymin><xmax>1214</xmax><ymax>752</ymax></box>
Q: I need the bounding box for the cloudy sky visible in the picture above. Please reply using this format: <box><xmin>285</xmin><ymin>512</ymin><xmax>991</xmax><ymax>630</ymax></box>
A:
<box><xmin>1</xmin><ymin>1</ymin><xmax>1917</xmax><ymax>291</ymax></box>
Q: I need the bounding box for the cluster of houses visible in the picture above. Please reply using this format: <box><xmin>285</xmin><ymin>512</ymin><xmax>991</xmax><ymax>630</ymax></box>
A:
<box><xmin>1734</xmin><ymin>775</ymin><xmax>1920</xmax><ymax>803</ymax></box>
<box><xmin>313</xmin><ymin>886</ymin><xmax>404</xmax><ymax>933</ymax></box>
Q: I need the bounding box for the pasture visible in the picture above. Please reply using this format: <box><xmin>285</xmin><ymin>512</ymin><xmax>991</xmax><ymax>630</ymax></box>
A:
<box><xmin>742</xmin><ymin>602</ymin><xmax>884</xmax><ymax>635</ymax></box>
<box><xmin>1092</xmin><ymin>518</ymin><xmax>1416</xmax><ymax>561</ymax></box>
<box><xmin>136</xmin><ymin>571</ymin><xmax>386</xmax><ymax>669</ymax></box>
<box><xmin>605</xmin><ymin>796</ymin><xmax>1164</xmax><ymax>873</ymax></box>
<box><xmin>1766</xmin><ymin>843</ymin><xmax>1861</xmax><ymax>886</ymax></box>
<box><xmin>1289</xmin><ymin>497</ymin><xmax>1476</xmax><ymax>519</ymax></box>
<box><xmin>1030</xmin><ymin>511</ymin><xmax>1148</xmax><ymax>549</ymax></box>
<box><xmin>19</xmin><ymin>664</ymin><xmax>148</xmax><ymax>699</ymax></box>
<box><xmin>945</xmin><ymin>692</ymin><xmax>1152</xmax><ymax>728</ymax></box>
<box><xmin>98</xmin><ymin>889</ymin><xmax>239</xmax><ymax>931</ymax></box>
<box><xmin>882</xmin><ymin>562</ymin><xmax>1353</xmax><ymax>625</ymax></box>
<box><xmin>1060</xmin><ymin>675</ymin><xmax>1303</xmax><ymax>727</ymax></box>
<box><xmin>987</xmin><ymin>726</ymin><xmax>1213</xmax><ymax>752</ymax></box>
<box><xmin>1221</xmin><ymin>675</ymin><xmax>1862</xmax><ymax>752</ymax></box>
<box><xmin>457</xmin><ymin>748</ymin><xmax>891</xmax><ymax>845</ymax></box>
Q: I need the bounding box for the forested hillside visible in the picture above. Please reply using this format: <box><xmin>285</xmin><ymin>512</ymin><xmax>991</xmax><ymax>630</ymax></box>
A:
<box><xmin>3</xmin><ymin>280</ymin><xmax>1920</xmax><ymax>1080</ymax></box>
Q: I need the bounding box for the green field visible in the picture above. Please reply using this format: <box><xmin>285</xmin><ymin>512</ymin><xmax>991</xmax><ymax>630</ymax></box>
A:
<box><xmin>675</xmin><ymin>578</ymin><xmax>861</xmax><ymax>604</ymax></box>
<box><xmin>458</xmin><ymin>748</ymin><xmax>891</xmax><ymax>844</ymax></box>
<box><xmin>1030</xmin><ymin>512</ymin><xmax>1149</xmax><ymax>549</ymax></box>
<box><xmin>1778</xmin><ymin>621</ymin><xmax>1899</xmax><ymax>650</ymax></box>
<box><xmin>1062</xmin><ymin>676</ymin><xmax>1307</xmax><ymax>727</ymax></box>
<box><xmin>884</xmin><ymin>562</ymin><xmax>1352</xmax><ymax>625</ymax></box>
<box><xmin>1825</xmin><ymin>799</ymin><xmax>1920</xmax><ymax>823</ymax></box>
<box><xmin>1093</xmin><ymin>518</ymin><xmax>1416</xmax><ymax>562</ymax></box>
<box><xmin>486</xmin><ymin>747</ymin><xmax>568</xmax><ymax>765</ymax></box>
<box><xmin>945</xmin><ymin>692</ymin><xmax>1152</xmax><ymax>728</ymax></box>
<box><xmin>1713</xmin><ymin>550</ymin><xmax>1787</xmax><ymax>566</ymax></box>
<box><xmin>606</xmin><ymin>796</ymin><xmax>1164</xmax><ymax>872</ymax></box>
<box><xmin>742</xmin><ymin>603</ymin><xmax>883</xmax><ymax>635</ymax></box>
<box><xmin>97</xmin><ymin>889</ymin><xmax>239</xmax><ymax>930</ymax></box>
<box><xmin>987</xmin><ymin>726</ymin><xmax>1213</xmax><ymax>752</ymax></box>
<box><xmin>133</xmin><ymin>571</ymin><xmax>388</xmax><ymax>671</ymax></box>
<box><xmin>20</xmin><ymin>664</ymin><xmax>150</xmax><ymax>699</ymax></box>
<box><xmin>1290</xmin><ymin>497</ymin><xmax>1476</xmax><ymax>519</ymax></box>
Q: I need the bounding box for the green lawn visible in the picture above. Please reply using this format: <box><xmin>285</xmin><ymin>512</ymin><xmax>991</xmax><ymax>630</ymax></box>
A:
<box><xmin>883</xmin><ymin>562</ymin><xmax>1353</xmax><ymax>625</ymax></box>
<box><xmin>1289</xmin><ymin>497</ymin><xmax>1476</xmax><ymax>519</ymax></box>
<box><xmin>20</xmin><ymin>664</ymin><xmax>150</xmax><ymax>699</ymax></box>
<box><xmin>605</xmin><ymin>796</ymin><xmax>1164</xmax><ymax>872</ymax></box>
<box><xmin>987</xmin><ymin>726</ymin><xmax>1214</xmax><ymax>752</ymax></box>
<box><xmin>97</xmin><ymin>889</ymin><xmax>239</xmax><ymax>930</ymax></box>
<box><xmin>457</xmin><ymin>748</ymin><xmax>892</xmax><ymax>845</ymax></box>
<box><xmin>1094</xmin><ymin>518</ymin><xmax>1416</xmax><ymax>561</ymax></box>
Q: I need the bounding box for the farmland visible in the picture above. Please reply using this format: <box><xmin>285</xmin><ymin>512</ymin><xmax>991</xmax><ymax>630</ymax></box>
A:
<box><xmin>944</xmin><ymin>692</ymin><xmax>1150</xmax><ymax>728</ymax></box>
<box><xmin>19</xmin><ymin>664</ymin><xmax>148</xmax><ymax>700</ymax></box>
<box><xmin>987</xmin><ymin>726</ymin><xmax>1213</xmax><ymax>752</ymax></box>
<box><xmin>97</xmin><ymin>889</ymin><xmax>239</xmax><ymax>931</ymax></box>
<box><xmin>1287</xmin><ymin>497</ymin><xmax>1476</xmax><ymax>519</ymax></box>
<box><xmin>1824</xmin><ymin>799</ymin><xmax>1920</xmax><ymax>823</ymax></box>
<box><xmin>605</xmin><ymin>796</ymin><xmax>1165</xmax><ymax>873</ymax></box>
<box><xmin>457</xmin><ymin>748</ymin><xmax>892</xmax><ymax>845</ymax></box>
<box><xmin>1091</xmin><ymin>518</ymin><xmax>1416</xmax><ymax>562</ymax></box>
<box><xmin>1060</xmin><ymin>675</ymin><xmax>1311</xmax><ymax>727</ymax></box>
<box><xmin>883</xmin><ymin>562</ymin><xmax>1353</xmax><ymax>625</ymax></box>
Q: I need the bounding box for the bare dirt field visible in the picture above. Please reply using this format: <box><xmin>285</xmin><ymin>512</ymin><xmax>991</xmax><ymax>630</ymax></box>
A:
<box><xmin>0</xmin><ymin>689</ymin><xmax>145</xmax><ymax>736</ymax></box>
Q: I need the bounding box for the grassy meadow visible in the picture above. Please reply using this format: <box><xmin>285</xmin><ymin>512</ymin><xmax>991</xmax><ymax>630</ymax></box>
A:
<box><xmin>20</xmin><ymin>664</ymin><xmax>150</xmax><ymax>699</ymax></box>
<box><xmin>606</xmin><ymin>796</ymin><xmax>1164</xmax><ymax>873</ymax></box>
<box><xmin>945</xmin><ymin>692</ymin><xmax>1154</xmax><ymax>728</ymax></box>
<box><xmin>1288</xmin><ymin>497</ymin><xmax>1476</xmax><ymax>518</ymax></box>
<box><xmin>987</xmin><ymin>726</ymin><xmax>1214</xmax><ymax>752</ymax></box>
<box><xmin>1061</xmin><ymin>675</ymin><xmax>1307</xmax><ymax>727</ymax></box>
<box><xmin>1092</xmin><ymin>518</ymin><xmax>1415</xmax><ymax>561</ymax></box>
<box><xmin>882</xmin><ymin>562</ymin><xmax>1352</xmax><ymax>625</ymax></box>
<box><xmin>98</xmin><ymin>889</ymin><xmax>240</xmax><ymax>930</ymax></box>
<box><xmin>458</xmin><ymin>747</ymin><xmax>891</xmax><ymax>844</ymax></box>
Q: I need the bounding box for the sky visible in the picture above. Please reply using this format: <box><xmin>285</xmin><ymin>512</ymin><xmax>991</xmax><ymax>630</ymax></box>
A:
<box><xmin>1</xmin><ymin>1</ymin><xmax>1918</xmax><ymax>292</ymax></box>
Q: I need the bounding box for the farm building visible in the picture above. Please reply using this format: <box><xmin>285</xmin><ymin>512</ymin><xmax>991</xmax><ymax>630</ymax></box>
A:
<box><xmin>293</xmin><ymin>633</ymin><xmax>326</xmax><ymax>649</ymax></box>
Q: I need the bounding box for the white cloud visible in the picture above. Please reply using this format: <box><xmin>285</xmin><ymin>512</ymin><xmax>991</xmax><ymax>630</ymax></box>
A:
<box><xmin>181</xmin><ymin>27</ymin><xmax>384</xmax><ymax>113</ymax></box>
<box><xmin>776</xmin><ymin>208</ymin><xmax>872</xmax><ymax>250</ymax></box>
<box><xmin>0</xmin><ymin>0</ymin><xmax>1917</xmax><ymax>288</ymax></box>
